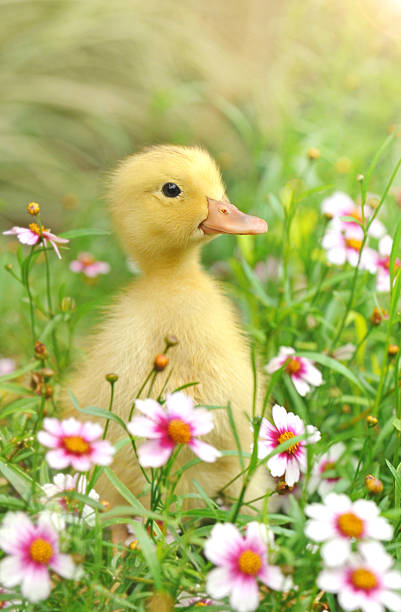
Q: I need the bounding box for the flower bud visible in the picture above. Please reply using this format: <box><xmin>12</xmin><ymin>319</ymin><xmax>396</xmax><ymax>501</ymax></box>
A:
<box><xmin>61</xmin><ymin>296</ymin><xmax>76</xmax><ymax>312</ymax></box>
<box><xmin>26</xmin><ymin>202</ymin><xmax>40</xmax><ymax>215</ymax></box>
<box><xmin>34</xmin><ymin>341</ymin><xmax>48</xmax><ymax>360</ymax></box>
<box><xmin>165</xmin><ymin>335</ymin><xmax>179</xmax><ymax>348</ymax></box>
<box><xmin>154</xmin><ymin>354</ymin><xmax>169</xmax><ymax>371</ymax></box>
<box><xmin>388</xmin><ymin>344</ymin><xmax>399</xmax><ymax>357</ymax></box>
<box><xmin>307</xmin><ymin>147</ymin><xmax>320</xmax><ymax>160</ymax></box>
<box><xmin>276</xmin><ymin>479</ymin><xmax>294</xmax><ymax>495</ymax></box>
<box><xmin>366</xmin><ymin>415</ymin><xmax>378</xmax><ymax>427</ymax></box>
<box><xmin>148</xmin><ymin>591</ymin><xmax>174</xmax><ymax>612</ymax></box>
<box><xmin>370</xmin><ymin>307</ymin><xmax>388</xmax><ymax>326</ymax></box>
<box><xmin>4</xmin><ymin>263</ymin><xmax>12</xmax><ymax>272</ymax></box>
<box><xmin>356</xmin><ymin>174</ymin><xmax>364</xmax><ymax>183</ymax></box>
<box><xmin>365</xmin><ymin>474</ymin><xmax>384</xmax><ymax>494</ymax></box>
<box><xmin>41</xmin><ymin>368</ymin><xmax>54</xmax><ymax>381</ymax></box>
<box><xmin>100</xmin><ymin>500</ymin><xmax>111</xmax><ymax>511</ymax></box>
<box><xmin>129</xmin><ymin>539</ymin><xmax>138</xmax><ymax>551</ymax></box>
<box><xmin>105</xmin><ymin>373</ymin><xmax>119</xmax><ymax>383</ymax></box>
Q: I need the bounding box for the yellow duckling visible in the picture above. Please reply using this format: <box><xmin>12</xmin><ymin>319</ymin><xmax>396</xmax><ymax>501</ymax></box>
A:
<box><xmin>66</xmin><ymin>145</ymin><xmax>269</xmax><ymax>532</ymax></box>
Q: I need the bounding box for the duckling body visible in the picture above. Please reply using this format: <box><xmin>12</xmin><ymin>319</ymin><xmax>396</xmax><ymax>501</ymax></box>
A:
<box><xmin>66</xmin><ymin>145</ymin><xmax>270</xmax><ymax>511</ymax></box>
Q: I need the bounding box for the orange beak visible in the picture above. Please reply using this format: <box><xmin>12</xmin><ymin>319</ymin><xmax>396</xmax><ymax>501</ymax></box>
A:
<box><xmin>199</xmin><ymin>198</ymin><xmax>268</xmax><ymax>235</ymax></box>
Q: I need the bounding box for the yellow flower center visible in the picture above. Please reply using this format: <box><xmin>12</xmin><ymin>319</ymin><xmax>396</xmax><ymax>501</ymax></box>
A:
<box><xmin>350</xmin><ymin>210</ymin><xmax>363</xmax><ymax>223</ymax></box>
<box><xmin>29</xmin><ymin>538</ymin><xmax>53</xmax><ymax>564</ymax></box>
<box><xmin>29</xmin><ymin>222</ymin><xmax>49</xmax><ymax>236</ymax></box>
<box><xmin>285</xmin><ymin>358</ymin><xmax>301</xmax><ymax>374</ymax></box>
<box><xmin>167</xmin><ymin>419</ymin><xmax>191</xmax><ymax>444</ymax></box>
<box><xmin>195</xmin><ymin>604</ymin><xmax>208</xmax><ymax>607</ymax></box>
<box><xmin>238</xmin><ymin>550</ymin><xmax>262</xmax><ymax>576</ymax></box>
<box><xmin>350</xmin><ymin>568</ymin><xmax>378</xmax><ymax>591</ymax></box>
<box><xmin>278</xmin><ymin>430</ymin><xmax>299</xmax><ymax>455</ymax></box>
<box><xmin>63</xmin><ymin>435</ymin><xmax>90</xmax><ymax>455</ymax></box>
<box><xmin>80</xmin><ymin>254</ymin><xmax>96</xmax><ymax>266</ymax></box>
<box><xmin>322</xmin><ymin>461</ymin><xmax>336</xmax><ymax>473</ymax></box>
<box><xmin>27</xmin><ymin>202</ymin><xmax>40</xmax><ymax>215</ymax></box>
<box><xmin>337</xmin><ymin>512</ymin><xmax>364</xmax><ymax>538</ymax></box>
<box><xmin>345</xmin><ymin>238</ymin><xmax>362</xmax><ymax>252</ymax></box>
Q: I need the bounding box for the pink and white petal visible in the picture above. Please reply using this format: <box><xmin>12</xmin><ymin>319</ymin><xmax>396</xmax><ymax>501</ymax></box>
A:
<box><xmin>245</xmin><ymin>522</ymin><xmax>270</xmax><ymax>547</ymax></box>
<box><xmin>286</xmin><ymin>411</ymin><xmax>305</xmax><ymax>434</ymax></box>
<box><xmin>284</xmin><ymin>459</ymin><xmax>300</xmax><ymax>486</ymax></box>
<box><xmin>278</xmin><ymin>347</ymin><xmax>296</xmax><ymax>358</ymax></box>
<box><xmin>302</xmin><ymin>362</ymin><xmax>323</xmax><ymax>387</ymax></box>
<box><xmin>229</xmin><ymin>575</ymin><xmax>260</xmax><ymax>612</ymax></box>
<box><xmin>360</xmin><ymin>248</ymin><xmax>379</xmax><ymax>274</ymax></box>
<box><xmin>37</xmin><ymin>431</ymin><xmax>58</xmax><ymax>449</ymax></box>
<box><xmin>322</xmin><ymin>192</ymin><xmax>355</xmax><ymax>217</ymax></box>
<box><xmin>305</xmin><ymin>502</ymin><xmax>333</xmax><ymax>522</ymax></box>
<box><xmin>96</xmin><ymin>262</ymin><xmax>111</xmax><ymax>274</ymax></box>
<box><xmin>44</xmin><ymin>232</ymin><xmax>69</xmax><ymax>244</ymax></box>
<box><xmin>369</xmin><ymin>218</ymin><xmax>386</xmax><ymax>239</ymax></box>
<box><xmin>326</xmin><ymin>246</ymin><xmax>347</xmax><ymax>266</ymax></box>
<box><xmin>295</xmin><ymin>448</ymin><xmax>307</xmax><ymax>470</ymax></box>
<box><xmin>267</xmin><ymin>454</ymin><xmax>287</xmax><ymax>477</ymax></box>
<box><xmin>0</xmin><ymin>512</ymin><xmax>34</xmax><ymax>550</ymax></box>
<box><xmin>338</xmin><ymin>588</ymin><xmax>373</xmax><ymax>612</ymax></box>
<box><xmin>0</xmin><ymin>555</ymin><xmax>25</xmax><ymax>587</ymax></box>
<box><xmin>359</xmin><ymin>542</ymin><xmax>393</xmax><ymax>571</ymax></box>
<box><xmin>16</xmin><ymin>229</ymin><xmax>39</xmax><ymax>246</ymax></box>
<box><xmin>257</xmin><ymin>440</ymin><xmax>275</xmax><ymax>460</ymax></box>
<box><xmin>321</xmin><ymin>538</ymin><xmax>352</xmax><ymax>567</ymax></box>
<box><xmin>70</xmin><ymin>455</ymin><xmax>92</xmax><ymax>472</ymax></box>
<box><xmin>379</xmin><ymin>235</ymin><xmax>393</xmax><ymax>257</ymax></box>
<box><xmin>21</xmin><ymin>565</ymin><xmax>51</xmax><ymax>603</ymax></box>
<box><xmin>69</xmin><ymin>261</ymin><xmax>84</xmax><ymax>273</ymax></box>
<box><xmin>137</xmin><ymin>440</ymin><xmax>173</xmax><ymax>467</ymax></box>
<box><xmin>89</xmin><ymin>450</ymin><xmax>114</xmax><ymax>467</ymax></box>
<box><xmin>316</xmin><ymin>568</ymin><xmax>344</xmax><ymax>592</ymax></box>
<box><xmin>206</xmin><ymin>566</ymin><xmax>232</xmax><ymax>599</ymax></box>
<box><xmin>291</xmin><ymin>376</ymin><xmax>310</xmax><ymax>396</ymax></box>
<box><xmin>204</xmin><ymin>523</ymin><xmax>242</xmax><ymax>565</ymax></box>
<box><xmin>272</xmin><ymin>404</ymin><xmax>289</xmax><ymax>430</ymax></box>
<box><xmin>45</xmin><ymin>449</ymin><xmax>72</xmax><ymax>469</ymax></box>
<box><xmin>60</xmin><ymin>418</ymin><xmax>83</xmax><ymax>437</ymax></box>
<box><xmin>365</xmin><ymin>517</ymin><xmax>393</xmax><ymax>541</ymax></box>
<box><xmin>304</xmin><ymin>519</ymin><xmax>336</xmax><ymax>542</ymax></box>
<box><xmin>189</xmin><ymin>439</ymin><xmax>221</xmax><ymax>462</ymax></box>
<box><xmin>134</xmin><ymin>399</ymin><xmax>166</xmax><ymax>422</ymax></box>
<box><xmin>127</xmin><ymin>416</ymin><xmax>161</xmax><ymax>439</ymax></box>
<box><xmin>382</xmin><ymin>571</ymin><xmax>401</xmax><ymax>590</ymax></box>
<box><xmin>324</xmin><ymin>493</ymin><xmax>352</xmax><ymax>513</ymax></box>
<box><xmin>165</xmin><ymin>392</ymin><xmax>194</xmax><ymax>418</ymax></box>
<box><xmin>264</xmin><ymin>356</ymin><xmax>287</xmax><ymax>374</ymax></box>
<box><xmin>80</xmin><ymin>421</ymin><xmax>103</xmax><ymax>441</ymax></box>
<box><xmin>50</xmin><ymin>553</ymin><xmax>75</xmax><ymax>579</ymax></box>
<box><xmin>49</xmin><ymin>240</ymin><xmax>62</xmax><ymax>259</ymax></box>
<box><xmin>42</xmin><ymin>418</ymin><xmax>64</xmax><ymax>436</ymax></box>
<box><xmin>259</xmin><ymin>417</ymin><xmax>277</xmax><ymax>440</ymax></box>
<box><xmin>259</xmin><ymin>564</ymin><xmax>288</xmax><ymax>591</ymax></box>
<box><xmin>380</xmin><ymin>590</ymin><xmax>401</xmax><ymax>611</ymax></box>
<box><xmin>188</xmin><ymin>409</ymin><xmax>214</xmax><ymax>436</ymax></box>
<box><xmin>36</xmin><ymin>513</ymin><xmax>59</xmax><ymax>543</ymax></box>
<box><xmin>305</xmin><ymin>425</ymin><xmax>321</xmax><ymax>444</ymax></box>
<box><xmin>377</xmin><ymin>270</ymin><xmax>390</xmax><ymax>293</ymax></box>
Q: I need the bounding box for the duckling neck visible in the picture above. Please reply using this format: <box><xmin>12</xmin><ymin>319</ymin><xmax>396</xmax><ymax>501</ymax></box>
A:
<box><xmin>139</xmin><ymin>246</ymin><xmax>202</xmax><ymax>278</ymax></box>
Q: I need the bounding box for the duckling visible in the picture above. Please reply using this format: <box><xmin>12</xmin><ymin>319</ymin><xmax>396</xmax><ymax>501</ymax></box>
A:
<box><xmin>66</xmin><ymin>145</ymin><xmax>270</xmax><ymax>530</ymax></box>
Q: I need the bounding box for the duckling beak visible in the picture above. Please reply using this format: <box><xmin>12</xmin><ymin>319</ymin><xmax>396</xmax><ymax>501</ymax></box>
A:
<box><xmin>200</xmin><ymin>198</ymin><xmax>268</xmax><ymax>235</ymax></box>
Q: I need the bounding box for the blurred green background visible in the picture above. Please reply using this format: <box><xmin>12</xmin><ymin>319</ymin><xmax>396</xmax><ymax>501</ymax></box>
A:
<box><xmin>1</xmin><ymin>0</ymin><xmax>401</xmax><ymax>359</ymax></box>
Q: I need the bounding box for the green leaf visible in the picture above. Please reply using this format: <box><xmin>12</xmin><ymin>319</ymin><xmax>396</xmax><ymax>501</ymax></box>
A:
<box><xmin>77</xmin><ymin>405</ymin><xmax>127</xmax><ymax>432</ymax></box>
<box><xmin>240</xmin><ymin>259</ymin><xmax>275</xmax><ymax>307</ymax></box>
<box><xmin>60</xmin><ymin>228</ymin><xmax>111</xmax><ymax>239</ymax></box>
<box><xmin>102</xmin><ymin>466</ymin><xmax>149</xmax><ymax>516</ymax></box>
<box><xmin>390</xmin><ymin>216</ymin><xmax>401</xmax><ymax>287</ymax></box>
<box><xmin>0</xmin><ymin>361</ymin><xmax>39</xmax><ymax>383</ymax></box>
<box><xmin>0</xmin><ymin>396</ymin><xmax>40</xmax><ymax>419</ymax></box>
<box><xmin>296</xmin><ymin>351</ymin><xmax>367</xmax><ymax>393</ymax></box>
<box><xmin>0</xmin><ymin>457</ymin><xmax>35</xmax><ymax>500</ymax></box>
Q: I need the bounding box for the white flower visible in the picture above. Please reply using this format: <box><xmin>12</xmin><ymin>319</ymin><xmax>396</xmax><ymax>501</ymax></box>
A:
<box><xmin>375</xmin><ymin>235</ymin><xmax>401</xmax><ymax>293</ymax></box>
<box><xmin>318</xmin><ymin>541</ymin><xmax>401</xmax><ymax>612</ymax></box>
<box><xmin>321</xmin><ymin>191</ymin><xmax>386</xmax><ymax>238</ymax></box>
<box><xmin>41</xmin><ymin>473</ymin><xmax>99</xmax><ymax>526</ymax></box>
<box><xmin>305</xmin><ymin>493</ymin><xmax>393</xmax><ymax>567</ymax></box>
<box><xmin>265</xmin><ymin>346</ymin><xmax>324</xmax><ymax>396</ymax></box>
<box><xmin>322</xmin><ymin>225</ymin><xmax>377</xmax><ymax>272</ymax></box>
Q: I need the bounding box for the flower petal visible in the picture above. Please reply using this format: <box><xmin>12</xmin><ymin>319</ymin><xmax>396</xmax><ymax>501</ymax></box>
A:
<box><xmin>206</xmin><ymin>566</ymin><xmax>232</xmax><ymax>599</ymax></box>
<box><xmin>45</xmin><ymin>449</ymin><xmax>71</xmax><ymax>469</ymax></box>
<box><xmin>50</xmin><ymin>553</ymin><xmax>75</xmax><ymax>579</ymax></box>
<box><xmin>321</xmin><ymin>538</ymin><xmax>352</xmax><ymax>567</ymax></box>
<box><xmin>189</xmin><ymin>439</ymin><xmax>221</xmax><ymax>462</ymax></box>
<box><xmin>229</xmin><ymin>575</ymin><xmax>260</xmax><ymax>612</ymax></box>
<box><xmin>0</xmin><ymin>555</ymin><xmax>25</xmax><ymax>587</ymax></box>
<box><xmin>127</xmin><ymin>416</ymin><xmax>161</xmax><ymax>439</ymax></box>
<box><xmin>204</xmin><ymin>523</ymin><xmax>242</xmax><ymax>565</ymax></box>
<box><xmin>284</xmin><ymin>459</ymin><xmax>300</xmax><ymax>486</ymax></box>
<box><xmin>21</xmin><ymin>565</ymin><xmax>51</xmax><ymax>602</ymax></box>
<box><xmin>267</xmin><ymin>454</ymin><xmax>287</xmax><ymax>478</ymax></box>
<box><xmin>137</xmin><ymin>440</ymin><xmax>173</xmax><ymax>467</ymax></box>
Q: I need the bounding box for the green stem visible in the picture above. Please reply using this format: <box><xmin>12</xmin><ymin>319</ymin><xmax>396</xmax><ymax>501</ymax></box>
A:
<box><xmin>25</xmin><ymin>246</ymin><xmax>36</xmax><ymax>343</ymax></box>
<box><xmin>103</xmin><ymin>379</ymin><xmax>116</xmax><ymax>440</ymax></box>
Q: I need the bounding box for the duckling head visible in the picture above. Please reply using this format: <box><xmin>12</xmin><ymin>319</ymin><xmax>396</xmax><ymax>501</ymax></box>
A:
<box><xmin>109</xmin><ymin>145</ymin><xmax>267</xmax><ymax>271</ymax></box>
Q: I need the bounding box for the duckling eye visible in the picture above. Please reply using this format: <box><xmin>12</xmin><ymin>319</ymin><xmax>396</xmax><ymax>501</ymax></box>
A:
<box><xmin>162</xmin><ymin>182</ymin><xmax>182</xmax><ymax>198</ymax></box>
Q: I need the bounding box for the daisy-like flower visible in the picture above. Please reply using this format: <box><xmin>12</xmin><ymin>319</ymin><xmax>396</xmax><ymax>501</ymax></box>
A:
<box><xmin>0</xmin><ymin>511</ymin><xmax>75</xmax><ymax>603</ymax></box>
<box><xmin>37</xmin><ymin>417</ymin><xmax>115</xmax><ymax>471</ymax></box>
<box><xmin>375</xmin><ymin>235</ymin><xmax>401</xmax><ymax>293</ymax></box>
<box><xmin>308</xmin><ymin>442</ymin><xmax>347</xmax><ymax>497</ymax></box>
<box><xmin>69</xmin><ymin>252</ymin><xmax>110</xmax><ymax>278</ymax></box>
<box><xmin>127</xmin><ymin>392</ymin><xmax>221</xmax><ymax>468</ymax></box>
<box><xmin>204</xmin><ymin>522</ymin><xmax>290</xmax><ymax>612</ymax></box>
<box><xmin>305</xmin><ymin>493</ymin><xmax>393</xmax><ymax>567</ymax></box>
<box><xmin>3</xmin><ymin>223</ymin><xmax>69</xmax><ymax>259</ymax></box>
<box><xmin>41</xmin><ymin>473</ymin><xmax>99</xmax><ymax>526</ymax></box>
<box><xmin>322</xmin><ymin>224</ymin><xmax>377</xmax><ymax>272</ymax></box>
<box><xmin>321</xmin><ymin>191</ymin><xmax>386</xmax><ymax>238</ymax></box>
<box><xmin>318</xmin><ymin>541</ymin><xmax>401</xmax><ymax>612</ymax></box>
<box><xmin>256</xmin><ymin>404</ymin><xmax>321</xmax><ymax>487</ymax></box>
<box><xmin>265</xmin><ymin>346</ymin><xmax>324</xmax><ymax>397</ymax></box>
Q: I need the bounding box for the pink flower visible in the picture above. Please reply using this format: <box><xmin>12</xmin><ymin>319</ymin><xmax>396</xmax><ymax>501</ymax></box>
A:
<box><xmin>375</xmin><ymin>235</ymin><xmax>401</xmax><ymax>293</ymax></box>
<box><xmin>204</xmin><ymin>522</ymin><xmax>290</xmax><ymax>612</ymax></box>
<box><xmin>0</xmin><ymin>511</ymin><xmax>75</xmax><ymax>602</ymax></box>
<box><xmin>322</xmin><ymin>225</ymin><xmax>377</xmax><ymax>272</ymax></box>
<box><xmin>321</xmin><ymin>191</ymin><xmax>386</xmax><ymax>238</ymax></box>
<box><xmin>127</xmin><ymin>392</ymin><xmax>221</xmax><ymax>467</ymax></box>
<box><xmin>69</xmin><ymin>252</ymin><xmax>110</xmax><ymax>278</ymax></box>
<box><xmin>3</xmin><ymin>223</ymin><xmax>69</xmax><ymax>259</ymax></box>
<box><xmin>308</xmin><ymin>443</ymin><xmax>347</xmax><ymax>498</ymax></box>
<box><xmin>318</xmin><ymin>541</ymin><xmax>401</xmax><ymax>612</ymax></box>
<box><xmin>265</xmin><ymin>346</ymin><xmax>323</xmax><ymax>396</ymax></box>
<box><xmin>37</xmin><ymin>417</ymin><xmax>115</xmax><ymax>471</ymax></box>
<box><xmin>0</xmin><ymin>358</ymin><xmax>16</xmax><ymax>376</ymax></box>
<box><xmin>41</xmin><ymin>473</ymin><xmax>99</xmax><ymax>526</ymax></box>
<box><xmin>256</xmin><ymin>404</ymin><xmax>321</xmax><ymax>487</ymax></box>
<box><xmin>305</xmin><ymin>493</ymin><xmax>393</xmax><ymax>567</ymax></box>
